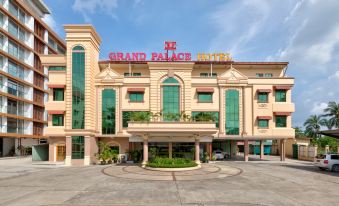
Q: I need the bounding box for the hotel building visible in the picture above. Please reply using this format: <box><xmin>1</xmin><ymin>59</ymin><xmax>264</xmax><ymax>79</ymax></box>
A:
<box><xmin>0</xmin><ymin>0</ymin><xmax>65</xmax><ymax>156</ymax></box>
<box><xmin>42</xmin><ymin>25</ymin><xmax>295</xmax><ymax>166</ymax></box>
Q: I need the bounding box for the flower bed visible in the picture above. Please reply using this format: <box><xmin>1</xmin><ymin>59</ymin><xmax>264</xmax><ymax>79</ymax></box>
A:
<box><xmin>147</xmin><ymin>157</ymin><xmax>197</xmax><ymax>168</ymax></box>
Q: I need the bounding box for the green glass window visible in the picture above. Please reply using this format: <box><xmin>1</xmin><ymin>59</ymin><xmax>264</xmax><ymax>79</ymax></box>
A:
<box><xmin>276</xmin><ymin>116</ymin><xmax>287</xmax><ymax>127</ymax></box>
<box><xmin>256</xmin><ymin>73</ymin><xmax>264</xmax><ymax>77</ymax></box>
<box><xmin>49</xmin><ymin>66</ymin><xmax>66</xmax><ymax>71</ymax></box>
<box><xmin>258</xmin><ymin>119</ymin><xmax>269</xmax><ymax>128</ymax></box>
<box><xmin>72</xmin><ymin>46</ymin><xmax>85</xmax><ymax>129</ymax></box>
<box><xmin>102</xmin><ymin>89</ymin><xmax>116</xmax><ymax>134</ymax></box>
<box><xmin>258</xmin><ymin>92</ymin><xmax>268</xmax><ymax>103</ymax></box>
<box><xmin>124</xmin><ymin>73</ymin><xmax>141</xmax><ymax>77</ymax></box>
<box><xmin>198</xmin><ymin>93</ymin><xmax>213</xmax><ymax>102</ymax></box>
<box><xmin>264</xmin><ymin>73</ymin><xmax>273</xmax><ymax>77</ymax></box>
<box><xmin>225</xmin><ymin>90</ymin><xmax>239</xmax><ymax>135</ymax></box>
<box><xmin>192</xmin><ymin>111</ymin><xmax>219</xmax><ymax>128</ymax></box>
<box><xmin>162</xmin><ymin>77</ymin><xmax>179</xmax><ymax>121</ymax></box>
<box><xmin>53</xmin><ymin>88</ymin><xmax>64</xmax><ymax>101</ymax></box>
<box><xmin>200</xmin><ymin>73</ymin><xmax>217</xmax><ymax>77</ymax></box>
<box><xmin>275</xmin><ymin>90</ymin><xmax>286</xmax><ymax>102</ymax></box>
<box><xmin>129</xmin><ymin>93</ymin><xmax>143</xmax><ymax>102</ymax></box>
<box><xmin>52</xmin><ymin>114</ymin><xmax>64</xmax><ymax>126</ymax></box>
<box><xmin>72</xmin><ymin>136</ymin><xmax>84</xmax><ymax>159</ymax></box>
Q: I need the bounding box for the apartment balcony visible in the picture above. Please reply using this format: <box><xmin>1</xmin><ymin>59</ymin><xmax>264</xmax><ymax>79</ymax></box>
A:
<box><xmin>272</xmin><ymin>103</ymin><xmax>295</xmax><ymax>113</ymax></box>
<box><xmin>44</xmin><ymin>126</ymin><xmax>65</xmax><ymax>137</ymax></box>
<box><xmin>272</xmin><ymin>128</ymin><xmax>295</xmax><ymax>138</ymax></box>
<box><xmin>45</xmin><ymin>101</ymin><xmax>66</xmax><ymax>112</ymax></box>
<box><xmin>39</xmin><ymin>54</ymin><xmax>66</xmax><ymax>66</ymax></box>
<box><xmin>47</xmin><ymin>70</ymin><xmax>66</xmax><ymax>88</ymax></box>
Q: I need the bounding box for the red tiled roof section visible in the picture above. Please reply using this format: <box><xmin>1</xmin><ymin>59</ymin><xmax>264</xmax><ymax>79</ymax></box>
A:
<box><xmin>257</xmin><ymin>89</ymin><xmax>272</xmax><ymax>93</ymax></box>
<box><xmin>274</xmin><ymin>86</ymin><xmax>292</xmax><ymax>90</ymax></box>
<box><xmin>274</xmin><ymin>112</ymin><xmax>292</xmax><ymax>116</ymax></box>
<box><xmin>127</xmin><ymin>88</ymin><xmax>145</xmax><ymax>93</ymax></box>
<box><xmin>257</xmin><ymin>116</ymin><xmax>272</xmax><ymax>120</ymax></box>
<box><xmin>47</xmin><ymin>84</ymin><xmax>65</xmax><ymax>88</ymax></box>
<box><xmin>196</xmin><ymin>88</ymin><xmax>214</xmax><ymax>93</ymax></box>
<box><xmin>47</xmin><ymin>111</ymin><xmax>65</xmax><ymax>115</ymax></box>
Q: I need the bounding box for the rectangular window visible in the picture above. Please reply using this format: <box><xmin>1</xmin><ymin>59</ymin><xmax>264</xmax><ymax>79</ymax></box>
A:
<box><xmin>52</xmin><ymin>114</ymin><xmax>64</xmax><ymax>126</ymax></box>
<box><xmin>200</xmin><ymin>73</ymin><xmax>217</xmax><ymax>77</ymax></box>
<box><xmin>198</xmin><ymin>93</ymin><xmax>213</xmax><ymax>103</ymax></box>
<box><xmin>258</xmin><ymin>92</ymin><xmax>268</xmax><ymax>103</ymax></box>
<box><xmin>49</xmin><ymin>66</ymin><xmax>66</xmax><ymax>71</ymax></box>
<box><xmin>7</xmin><ymin>117</ymin><xmax>17</xmax><ymax>133</ymax></box>
<box><xmin>8</xmin><ymin>40</ymin><xmax>18</xmax><ymax>58</ymax></box>
<box><xmin>275</xmin><ymin>116</ymin><xmax>287</xmax><ymax>127</ymax></box>
<box><xmin>256</xmin><ymin>73</ymin><xmax>264</xmax><ymax>77</ymax></box>
<box><xmin>9</xmin><ymin>0</ymin><xmax>18</xmax><ymax>18</ymax></box>
<box><xmin>129</xmin><ymin>93</ymin><xmax>143</xmax><ymax>102</ymax></box>
<box><xmin>8</xmin><ymin>60</ymin><xmax>24</xmax><ymax>79</ymax></box>
<box><xmin>53</xmin><ymin>88</ymin><xmax>64</xmax><ymax>101</ymax></box>
<box><xmin>258</xmin><ymin>119</ymin><xmax>269</xmax><ymax>128</ymax></box>
<box><xmin>124</xmin><ymin>72</ymin><xmax>141</xmax><ymax>77</ymax></box>
<box><xmin>275</xmin><ymin>90</ymin><xmax>286</xmax><ymax>102</ymax></box>
<box><xmin>8</xmin><ymin>20</ymin><xmax>18</xmax><ymax>38</ymax></box>
<box><xmin>225</xmin><ymin>90</ymin><xmax>239</xmax><ymax>135</ymax></box>
<box><xmin>72</xmin><ymin>136</ymin><xmax>84</xmax><ymax>159</ymax></box>
<box><xmin>7</xmin><ymin>80</ymin><xmax>24</xmax><ymax>98</ymax></box>
<box><xmin>264</xmin><ymin>73</ymin><xmax>273</xmax><ymax>77</ymax></box>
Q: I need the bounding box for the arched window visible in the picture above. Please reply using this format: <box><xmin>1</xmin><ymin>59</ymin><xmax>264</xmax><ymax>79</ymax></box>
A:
<box><xmin>72</xmin><ymin>45</ymin><xmax>85</xmax><ymax>129</ymax></box>
<box><xmin>162</xmin><ymin>77</ymin><xmax>180</xmax><ymax>121</ymax></box>
<box><xmin>102</xmin><ymin>89</ymin><xmax>116</xmax><ymax>134</ymax></box>
<box><xmin>225</xmin><ymin>90</ymin><xmax>239</xmax><ymax>135</ymax></box>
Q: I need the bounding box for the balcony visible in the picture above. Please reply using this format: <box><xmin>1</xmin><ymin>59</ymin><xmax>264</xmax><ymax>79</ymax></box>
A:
<box><xmin>272</xmin><ymin>103</ymin><xmax>295</xmax><ymax>113</ymax></box>
<box><xmin>44</xmin><ymin>126</ymin><xmax>65</xmax><ymax>136</ymax></box>
<box><xmin>47</xmin><ymin>70</ymin><xmax>66</xmax><ymax>87</ymax></box>
<box><xmin>272</xmin><ymin>128</ymin><xmax>295</xmax><ymax>138</ymax></box>
<box><xmin>45</xmin><ymin>101</ymin><xmax>66</xmax><ymax>112</ymax></box>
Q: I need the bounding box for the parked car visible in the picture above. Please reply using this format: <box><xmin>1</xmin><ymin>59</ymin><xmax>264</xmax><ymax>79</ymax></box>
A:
<box><xmin>213</xmin><ymin>150</ymin><xmax>224</xmax><ymax>160</ymax></box>
<box><xmin>314</xmin><ymin>154</ymin><xmax>339</xmax><ymax>172</ymax></box>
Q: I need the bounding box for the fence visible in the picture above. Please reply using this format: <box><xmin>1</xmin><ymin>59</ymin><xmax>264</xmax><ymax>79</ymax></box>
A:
<box><xmin>298</xmin><ymin>145</ymin><xmax>317</xmax><ymax>161</ymax></box>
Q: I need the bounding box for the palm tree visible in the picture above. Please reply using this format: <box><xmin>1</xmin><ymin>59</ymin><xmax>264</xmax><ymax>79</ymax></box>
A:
<box><xmin>294</xmin><ymin>127</ymin><xmax>306</xmax><ymax>138</ymax></box>
<box><xmin>303</xmin><ymin>115</ymin><xmax>322</xmax><ymax>138</ymax></box>
<box><xmin>320</xmin><ymin>118</ymin><xmax>334</xmax><ymax>130</ymax></box>
<box><xmin>323</xmin><ymin>101</ymin><xmax>339</xmax><ymax>128</ymax></box>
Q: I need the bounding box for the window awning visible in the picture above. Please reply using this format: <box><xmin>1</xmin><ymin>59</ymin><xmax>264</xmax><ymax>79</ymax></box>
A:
<box><xmin>274</xmin><ymin>112</ymin><xmax>291</xmax><ymax>116</ymax></box>
<box><xmin>127</xmin><ymin>88</ymin><xmax>145</xmax><ymax>93</ymax></box>
<box><xmin>257</xmin><ymin>89</ymin><xmax>272</xmax><ymax>93</ymax></box>
<box><xmin>48</xmin><ymin>110</ymin><xmax>65</xmax><ymax>115</ymax></box>
<box><xmin>274</xmin><ymin>86</ymin><xmax>292</xmax><ymax>90</ymax></box>
<box><xmin>257</xmin><ymin>116</ymin><xmax>272</xmax><ymax>120</ymax></box>
<box><xmin>47</xmin><ymin>84</ymin><xmax>65</xmax><ymax>88</ymax></box>
<box><xmin>196</xmin><ymin>88</ymin><xmax>214</xmax><ymax>93</ymax></box>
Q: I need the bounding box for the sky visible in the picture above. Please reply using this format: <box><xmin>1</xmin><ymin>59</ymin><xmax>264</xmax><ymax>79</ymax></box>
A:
<box><xmin>43</xmin><ymin>0</ymin><xmax>339</xmax><ymax>128</ymax></box>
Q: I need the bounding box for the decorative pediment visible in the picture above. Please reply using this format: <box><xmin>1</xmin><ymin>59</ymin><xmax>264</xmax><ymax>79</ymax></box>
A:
<box><xmin>96</xmin><ymin>67</ymin><xmax>122</xmax><ymax>81</ymax></box>
<box><xmin>219</xmin><ymin>67</ymin><xmax>248</xmax><ymax>81</ymax></box>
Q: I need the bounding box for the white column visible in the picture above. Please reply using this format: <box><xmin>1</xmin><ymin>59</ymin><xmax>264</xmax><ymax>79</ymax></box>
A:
<box><xmin>142</xmin><ymin>138</ymin><xmax>148</xmax><ymax>167</ymax></box>
<box><xmin>280</xmin><ymin>139</ymin><xmax>286</xmax><ymax>161</ymax></box>
<box><xmin>65</xmin><ymin>136</ymin><xmax>72</xmax><ymax>166</ymax></box>
<box><xmin>195</xmin><ymin>138</ymin><xmax>200</xmax><ymax>165</ymax></box>
<box><xmin>244</xmin><ymin>140</ymin><xmax>249</xmax><ymax>162</ymax></box>
<box><xmin>260</xmin><ymin>140</ymin><xmax>264</xmax><ymax>159</ymax></box>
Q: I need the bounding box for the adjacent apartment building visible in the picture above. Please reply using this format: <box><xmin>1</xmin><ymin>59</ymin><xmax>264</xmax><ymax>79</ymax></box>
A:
<box><xmin>0</xmin><ymin>0</ymin><xmax>65</xmax><ymax>157</ymax></box>
<box><xmin>42</xmin><ymin>25</ymin><xmax>295</xmax><ymax>166</ymax></box>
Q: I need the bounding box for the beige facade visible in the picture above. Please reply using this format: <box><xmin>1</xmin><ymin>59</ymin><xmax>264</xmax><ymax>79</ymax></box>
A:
<box><xmin>42</xmin><ymin>25</ymin><xmax>295</xmax><ymax>166</ymax></box>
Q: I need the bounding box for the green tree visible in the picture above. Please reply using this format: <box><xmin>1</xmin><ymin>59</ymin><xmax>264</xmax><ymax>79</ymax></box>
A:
<box><xmin>323</xmin><ymin>101</ymin><xmax>339</xmax><ymax>128</ymax></box>
<box><xmin>304</xmin><ymin>115</ymin><xmax>322</xmax><ymax>138</ymax></box>
<box><xmin>294</xmin><ymin>127</ymin><xmax>306</xmax><ymax>138</ymax></box>
<box><xmin>320</xmin><ymin>118</ymin><xmax>334</xmax><ymax>130</ymax></box>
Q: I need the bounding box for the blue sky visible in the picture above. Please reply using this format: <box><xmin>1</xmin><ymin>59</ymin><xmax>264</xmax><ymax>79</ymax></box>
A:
<box><xmin>43</xmin><ymin>0</ymin><xmax>339</xmax><ymax>128</ymax></box>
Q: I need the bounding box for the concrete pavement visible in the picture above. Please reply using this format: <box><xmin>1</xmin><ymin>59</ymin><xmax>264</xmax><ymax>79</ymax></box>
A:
<box><xmin>0</xmin><ymin>157</ymin><xmax>338</xmax><ymax>206</ymax></box>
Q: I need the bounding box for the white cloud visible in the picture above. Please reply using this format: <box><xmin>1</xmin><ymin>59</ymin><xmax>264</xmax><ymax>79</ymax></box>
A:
<box><xmin>328</xmin><ymin>70</ymin><xmax>339</xmax><ymax>79</ymax></box>
<box><xmin>72</xmin><ymin>0</ymin><xmax>118</xmax><ymax>22</ymax></box>
<box><xmin>311</xmin><ymin>102</ymin><xmax>327</xmax><ymax>114</ymax></box>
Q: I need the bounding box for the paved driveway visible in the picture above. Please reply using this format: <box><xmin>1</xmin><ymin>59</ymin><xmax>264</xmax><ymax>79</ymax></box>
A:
<box><xmin>0</xmin><ymin>157</ymin><xmax>338</xmax><ymax>206</ymax></box>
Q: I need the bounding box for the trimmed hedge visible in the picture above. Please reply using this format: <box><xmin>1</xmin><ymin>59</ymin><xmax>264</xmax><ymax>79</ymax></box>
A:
<box><xmin>147</xmin><ymin>157</ymin><xmax>197</xmax><ymax>168</ymax></box>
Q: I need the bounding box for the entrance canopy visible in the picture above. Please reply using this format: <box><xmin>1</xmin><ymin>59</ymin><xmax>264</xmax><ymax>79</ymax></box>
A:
<box><xmin>319</xmin><ymin>129</ymin><xmax>339</xmax><ymax>139</ymax></box>
<box><xmin>127</xmin><ymin>121</ymin><xmax>218</xmax><ymax>142</ymax></box>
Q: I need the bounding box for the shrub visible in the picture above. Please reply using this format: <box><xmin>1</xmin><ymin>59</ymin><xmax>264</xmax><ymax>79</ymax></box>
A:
<box><xmin>147</xmin><ymin>157</ymin><xmax>197</xmax><ymax>168</ymax></box>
